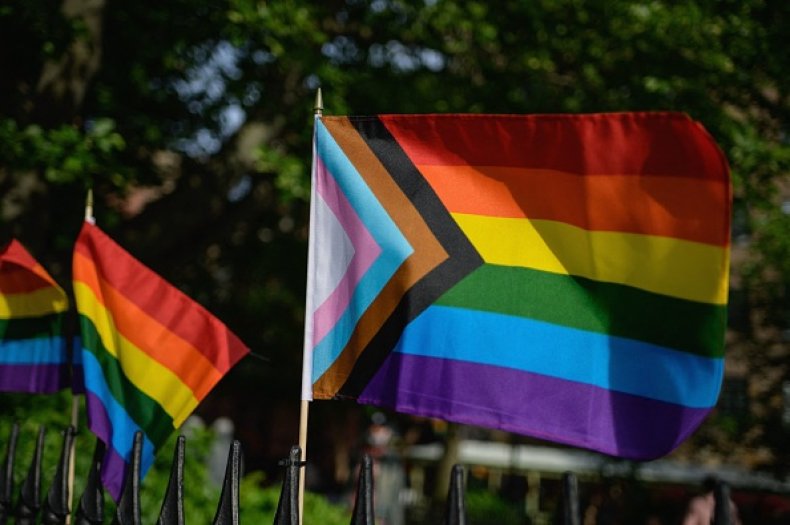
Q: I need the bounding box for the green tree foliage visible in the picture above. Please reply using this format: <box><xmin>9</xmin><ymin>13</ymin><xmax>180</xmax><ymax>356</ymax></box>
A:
<box><xmin>1</xmin><ymin>0</ymin><xmax>788</xmax><ymax>479</ymax></box>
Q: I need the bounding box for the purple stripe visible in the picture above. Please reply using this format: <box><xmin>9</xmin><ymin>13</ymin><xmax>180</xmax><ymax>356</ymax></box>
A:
<box><xmin>85</xmin><ymin>390</ymin><xmax>124</xmax><ymax>501</ymax></box>
<box><xmin>359</xmin><ymin>353</ymin><xmax>711</xmax><ymax>460</ymax></box>
<box><xmin>71</xmin><ymin>364</ymin><xmax>85</xmax><ymax>394</ymax></box>
<box><xmin>100</xmin><ymin>445</ymin><xmax>127</xmax><ymax>501</ymax></box>
<box><xmin>85</xmin><ymin>390</ymin><xmax>114</xmax><ymax>446</ymax></box>
<box><xmin>0</xmin><ymin>364</ymin><xmax>69</xmax><ymax>393</ymax></box>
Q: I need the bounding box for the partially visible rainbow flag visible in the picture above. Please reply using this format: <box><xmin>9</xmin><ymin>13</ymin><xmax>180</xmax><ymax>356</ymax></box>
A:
<box><xmin>73</xmin><ymin>222</ymin><xmax>249</xmax><ymax>499</ymax></box>
<box><xmin>304</xmin><ymin>113</ymin><xmax>731</xmax><ymax>460</ymax></box>
<box><xmin>1</xmin><ymin>239</ymin><xmax>70</xmax><ymax>393</ymax></box>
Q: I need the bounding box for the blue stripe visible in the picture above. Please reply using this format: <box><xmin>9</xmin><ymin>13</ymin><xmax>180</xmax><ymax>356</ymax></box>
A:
<box><xmin>311</xmin><ymin>121</ymin><xmax>413</xmax><ymax>380</ymax></box>
<box><xmin>394</xmin><ymin>306</ymin><xmax>723</xmax><ymax>408</ymax></box>
<box><xmin>0</xmin><ymin>337</ymin><xmax>67</xmax><ymax>364</ymax></box>
<box><xmin>81</xmin><ymin>350</ymin><xmax>156</xmax><ymax>475</ymax></box>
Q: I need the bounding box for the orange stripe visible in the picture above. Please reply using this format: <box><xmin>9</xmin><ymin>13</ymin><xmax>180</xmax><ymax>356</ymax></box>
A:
<box><xmin>418</xmin><ymin>165</ymin><xmax>730</xmax><ymax>246</ymax></box>
<box><xmin>73</xmin><ymin>251</ymin><xmax>223</xmax><ymax>399</ymax></box>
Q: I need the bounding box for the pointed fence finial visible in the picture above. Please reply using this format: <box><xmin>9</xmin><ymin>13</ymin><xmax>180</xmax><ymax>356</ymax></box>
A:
<box><xmin>112</xmin><ymin>432</ymin><xmax>142</xmax><ymax>525</ymax></box>
<box><xmin>712</xmin><ymin>478</ymin><xmax>732</xmax><ymax>525</ymax></box>
<box><xmin>157</xmin><ymin>436</ymin><xmax>185</xmax><ymax>525</ymax></box>
<box><xmin>444</xmin><ymin>465</ymin><xmax>467</xmax><ymax>525</ymax></box>
<box><xmin>314</xmin><ymin>88</ymin><xmax>323</xmax><ymax>117</ymax></box>
<box><xmin>212</xmin><ymin>440</ymin><xmax>242</xmax><ymax>525</ymax></box>
<box><xmin>561</xmin><ymin>471</ymin><xmax>580</xmax><ymax>525</ymax></box>
<box><xmin>350</xmin><ymin>454</ymin><xmax>374</xmax><ymax>525</ymax></box>
<box><xmin>42</xmin><ymin>426</ymin><xmax>76</xmax><ymax>525</ymax></box>
<box><xmin>74</xmin><ymin>440</ymin><xmax>105</xmax><ymax>525</ymax></box>
<box><xmin>16</xmin><ymin>426</ymin><xmax>46</xmax><ymax>525</ymax></box>
<box><xmin>273</xmin><ymin>446</ymin><xmax>302</xmax><ymax>525</ymax></box>
<box><xmin>0</xmin><ymin>423</ymin><xmax>19</xmax><ymax>525</ymax></box>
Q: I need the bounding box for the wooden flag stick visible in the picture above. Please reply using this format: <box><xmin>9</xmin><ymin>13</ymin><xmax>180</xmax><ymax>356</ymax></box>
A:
<box><xmin>64</xmin><ymin>397</ymin><xmax>79</xmax><ymax>525</ymax></box>
<box><xmin>296</xmin><ymin>87</ymin><xmax>323</xmax><ymax>525</ymax></box>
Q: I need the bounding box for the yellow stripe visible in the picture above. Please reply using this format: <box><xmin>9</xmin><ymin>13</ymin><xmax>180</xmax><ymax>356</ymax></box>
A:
<box><xmin>453</xmin><ymin>214</ymin><xmax>729</xmax><ymax>305</ymax></box>
<box><xmin>0</xmin><ymin>287</ymin><xmax>68</xmax><ymax>318</ymax></box>
<box><xmin>74</xmin><ymin>281</ymin><xmax>199</xmax><ymax>426</ymax></box>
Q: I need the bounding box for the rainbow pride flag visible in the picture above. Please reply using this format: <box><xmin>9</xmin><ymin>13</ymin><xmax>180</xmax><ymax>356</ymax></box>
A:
<box><xmin>73</xmin><ymin>221</ymin><xmax>249</xmax><ymax>499</ymax></box>
<box><xmin>304</xmin><ymin>113</ymin><xmax>731</xmax><ymax>459</ymax></box>
<box><xmin>1</xmin><ymin>239</ymin><xmax>70</xmax><ymax>393</ymax></box>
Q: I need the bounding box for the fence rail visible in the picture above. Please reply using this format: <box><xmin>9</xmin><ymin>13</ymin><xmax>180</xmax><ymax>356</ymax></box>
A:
<box><xmin>1</xmin><ymin>423</ymin><xmax>737</xmax><ymax>525</ymax></box>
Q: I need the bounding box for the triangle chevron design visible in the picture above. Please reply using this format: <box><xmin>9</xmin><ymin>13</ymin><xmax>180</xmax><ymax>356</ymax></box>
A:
<box><xmin>310</xmin><ymin>117</ymin><xmax>484</xmax><ymax>398</ymax></box>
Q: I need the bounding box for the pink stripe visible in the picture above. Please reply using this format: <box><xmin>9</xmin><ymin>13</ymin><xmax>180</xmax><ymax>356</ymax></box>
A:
<box><xmin>311</xmin><ymin>155</ymin><xmax>381</xmax><ymax>345</ymax></box>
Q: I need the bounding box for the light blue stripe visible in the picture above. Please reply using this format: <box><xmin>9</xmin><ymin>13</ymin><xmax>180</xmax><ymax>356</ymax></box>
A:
<box><xmin>311</xmin><ymin>121</ymin><xmax>413</xmax><ymax>380</ymax></box>
<box><xmin>0</xmin><ymin>337</ymin><xmax>67</xmax><ymax>364</ymax></box>
<box><xmin>81</xmin><ymin>350</ymin><xmax>156</xmax><ymax>475</ymax></box>
<box><xmin>394</xmin><ymin>306</ymin><xmax>723</xmax><ymax>408</ymax></box>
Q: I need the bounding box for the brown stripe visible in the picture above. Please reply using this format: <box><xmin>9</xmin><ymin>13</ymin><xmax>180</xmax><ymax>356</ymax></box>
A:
<box><xmin>313</xmin><ymin>118</ymin><xmax>449</xmax><ymax>397</ymax></box>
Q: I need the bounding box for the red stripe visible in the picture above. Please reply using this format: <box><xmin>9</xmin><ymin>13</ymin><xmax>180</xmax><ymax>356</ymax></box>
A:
<box><xmin>419</xmin><ymin>166</ymin><xmax>730</xmax><ymax>246</ymax></box>
<box><xmin>378</xmin><ymin>113</ymin><xmax>729</xmax><ymax>181</ymax></box>
<box><xmin>1</xmin><ymin>239</ymin><xmax>42</xmax><ymax>271</ymax></box>
<box><xmin>74</xmin><ymin>222</ymin><xmax>249</xmax><ymax>371</ymax></box>
<box><xmin>1</xmin><ymin>240</ymin><xmax>59</xmax><ymax>293</ymax></box>
<box><xmin>0</xmin><ymin>267</ymin><xmax>54</xmax><ymax>294</ymax></box>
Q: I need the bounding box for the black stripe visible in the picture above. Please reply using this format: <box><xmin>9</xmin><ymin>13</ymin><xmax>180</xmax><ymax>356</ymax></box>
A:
<box><xmin>335</xmin><ymin>117</ymin><xmax>483</xmax><ymax>398</ymax></box>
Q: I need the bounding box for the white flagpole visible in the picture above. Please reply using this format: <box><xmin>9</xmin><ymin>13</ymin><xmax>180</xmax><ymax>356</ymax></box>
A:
<box><xmin>298</xmin><ymin>88</ymin><xmax>323</xmax><ymax>525</ymax></box>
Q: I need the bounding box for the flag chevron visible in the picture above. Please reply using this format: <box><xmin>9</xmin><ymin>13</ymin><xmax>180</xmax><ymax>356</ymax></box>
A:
<box><xmin>73</xmin><ymin>221</ymin><xmax>249</xmax><ymax>500</ymax></box>
<box><xmin>307</xmin><ymin>113</ymin><xmax>731</xmax><ymax>460</ymax></box>
<box><xmin>309</xmin><ymin>116</ymin><xmax>483</xmax><ymax>398</ymax></box>
<box><xmin>310</xmin><ymin>122</ymin><xmax>414</xmax><ymax>381</ymax></box>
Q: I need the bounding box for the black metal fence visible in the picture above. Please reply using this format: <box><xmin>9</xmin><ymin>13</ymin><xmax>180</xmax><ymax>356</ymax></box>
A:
<box><xmin>1</xmin><ymin>424</ymin><xmax>737</xmax><ymax>525</ymax></box>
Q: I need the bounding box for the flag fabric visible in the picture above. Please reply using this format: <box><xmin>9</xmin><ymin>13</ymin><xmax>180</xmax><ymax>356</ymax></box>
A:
<box><xmin>72</xmin><ymin>221</ymin><xmax>249</xmax><ymax>499</ymax></box>
<box><xmin>304</xmin><ymin>113</ymin><xmax>731</xmax><ymax>460</ymax></box>
<box><xmin>1</xmin><ymin>239</ymin><xmax>70</xmax><ymax>393</ymax></box>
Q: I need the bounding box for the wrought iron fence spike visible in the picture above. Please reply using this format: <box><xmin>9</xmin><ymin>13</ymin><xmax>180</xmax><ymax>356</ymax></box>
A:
<box><xmin>42</xmin><ymin>426</ymin><xmax>76</xmax><ymax>525</ymax></box>
<box><xmin>212</xmin><ymin>440</ymin><xmax>241</xmax><ymax>525</ymax></box>
<box><xmin>713</xmin><ymin>478</ymin><xmax>733</xmax><ymax>525</ymax></box>
<box><xmin>74</xmin><ymin>439</ymin><xmax>105</xmax><ymax>525</ymax></box>
<box><xmin>111</xmin><ymin>432</ymin><xmax>142</xmax><ymax>525</ymax></box>
<box><xmin>273</xmin><ymin>446</ymin><xmax>301</xmax><ymax>525</ymax></box>
<box><xmin>444</xmin><ymin>465</ymin><xmax>467</xmax><ymax>525</ymax></box>
<box><xmin>0</xmin><ymin>423</ymin><xmax>19</xmax><ymax>525</ymax></box>
<box><xmin>157</xmin><ymin>435</ymin><xmax>185</xmax><ymax>525</ymax></box>
<box><xmin>350</xmin><ymin>454</ymin><xmax>374</xmax><ymax>525</ymax></box>
<box><xmin>16</xmin><ymin>425</ymin><xmax>46</xmax><ymax>525</ymax></box>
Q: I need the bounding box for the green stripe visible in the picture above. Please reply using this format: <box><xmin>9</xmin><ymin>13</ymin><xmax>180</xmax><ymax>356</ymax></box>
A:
<box><xmin>0</xmin><ymin>313</ymin><xmax>64</xmax><ymax>341</ymax></box>
<box><xmin>436</xmin><ymin>264</ymin><xmax>726</xmax><ymax>358</ymax></box>
<box><xmin>78</xmin><ymin>314</ymin><xmax>174</xmax><ymax>448</ymax></box>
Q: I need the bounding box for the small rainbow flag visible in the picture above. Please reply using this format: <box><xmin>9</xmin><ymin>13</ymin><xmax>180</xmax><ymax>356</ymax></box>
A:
<box><xmin>73</xmin><ymin>221</ymin><xmax>249</xmax><ymax>499</ymax></box>
<box><xmin>304</xmin><ymin>113</ymin><xmax>731</xmax><ymax>459</ymax></box>
<box><xmin>1</xmin><ymin>239</ymin><xmax>70</xmax><ymax>393</ymax></box>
